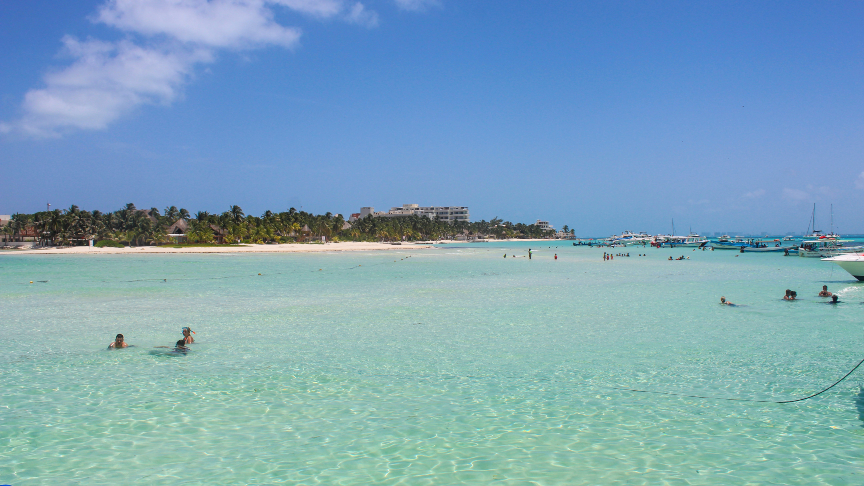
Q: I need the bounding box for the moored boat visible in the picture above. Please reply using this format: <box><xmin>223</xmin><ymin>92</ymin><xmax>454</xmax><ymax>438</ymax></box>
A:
<box><xmin>823</xmin><ymin>253</ymin><xmax>864</xmax><ymax>281</ymax></box>
<box><xmin>798</xmin><ymin>238</ymin><xmax>864</xmax><ymax>258</ymax></box>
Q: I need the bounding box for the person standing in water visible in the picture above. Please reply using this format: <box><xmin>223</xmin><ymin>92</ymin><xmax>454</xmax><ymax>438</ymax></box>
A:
<box><xmin>108</xmin><ymin>334</ymin><xmax>128</xmax><ymax>349</ymax></box>
<box><xmin>818</xmin><ymin>285</ymin><xmax>832</xmax><ymax>297</ymax></box>
<box><xmin>182</xmin><ymin>327</ymin><xmax>195</xmax><ymax>344</ymax></box>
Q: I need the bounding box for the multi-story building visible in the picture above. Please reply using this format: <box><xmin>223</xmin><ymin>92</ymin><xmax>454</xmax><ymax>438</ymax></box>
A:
<box><xmin>536</xmin><ymin>220</ymin><xmax>553</xmax><ymax>231</ymax></box>
<box><xmin>350</xmin><ymin>204</ymin><xmax>470</xmax><ymax>224</ymax></box>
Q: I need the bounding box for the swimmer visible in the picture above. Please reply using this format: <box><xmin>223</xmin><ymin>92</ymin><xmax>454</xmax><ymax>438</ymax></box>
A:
<box><xmin>108</xmin><ymin>333</ymin><xmax>128</xmax><ymax>349</ymax></box>
<box><xmin>783</xmin><ymin>289</ymin><xmax>792</xmax><ymax>300</ymax></box>
<box><xmin>818</xmin><ymin>285</ymin><xmax>832</xmax><ymax>297</ymax></box>
<box><xmin>789</xmin><ymin>290</ymin><xmax>797</xmax><ymax>300</ymax></box>
<box><xmin>182</xmin><ymin>327</ymin><xmax>195</xmax><ymax>344</ymax></box>
<box><xmin>720</xmin><ymin>296</ymin><xmax>734</xmax><ymax>306</ymax></box>
<box><xmin>828</xmin><ymin>295</ymin><xmax>839</xmax><ymax>304</ymax></box>
<box><xmin>668</xmin><ymin>256</ymin><xmax>673</xmax><ymax>260</ymax></box>
<box><xmin>154</xmin><ymin>339</ymin><xmax>189</xmax><ymax>353</ymax></box>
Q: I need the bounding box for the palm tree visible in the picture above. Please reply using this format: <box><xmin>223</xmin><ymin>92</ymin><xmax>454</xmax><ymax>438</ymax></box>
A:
<box><xmin>230</xmin><ymin>205</ymin><xmax>245</xmax><ymax>224</ymax></box>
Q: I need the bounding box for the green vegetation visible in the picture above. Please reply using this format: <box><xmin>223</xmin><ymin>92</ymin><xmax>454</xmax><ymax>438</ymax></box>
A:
<box><xmin>2</xmin><ymin>204</ymin><xmax>560</xmax><ymax>246</ymax></box>
<box><xmin>94</xmin><ymin>240</ymin><xmax>125</xmax><ymax>248</ymax></box>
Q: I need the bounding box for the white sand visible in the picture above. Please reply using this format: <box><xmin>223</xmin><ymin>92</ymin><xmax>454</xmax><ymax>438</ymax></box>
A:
<box><xmin>0</xmin><ymin>241</ymin><xmax>437</xmax><ymax>255</ymax></box>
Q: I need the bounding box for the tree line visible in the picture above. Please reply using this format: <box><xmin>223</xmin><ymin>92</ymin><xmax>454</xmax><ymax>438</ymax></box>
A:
<box><xmin>2</xmin><ymin>204</ymin><xmax>563</xmax><ymax>246</ymax></box>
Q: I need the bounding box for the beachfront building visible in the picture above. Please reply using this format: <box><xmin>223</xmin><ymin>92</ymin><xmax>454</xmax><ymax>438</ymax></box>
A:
<box><xmin>536</xmin><ymin>220</ymin><xmax>553</xmax><ymax>231</ymax></box>
<box><xmin>0</xmin><ymin>215</ymin><xmax>9</xmax><ymax>227</ymax></box>
<box><xmin>350</xmin><ymin>204</ymin><xmax>470</xmax><ymax>224</ymax></box>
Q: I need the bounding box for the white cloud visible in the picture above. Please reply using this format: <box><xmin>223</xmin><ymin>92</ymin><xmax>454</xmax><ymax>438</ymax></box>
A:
<box><xmin>782</xmin><ymin>188</ymin><xmax>810</xmax><ymax>202</ymax></box>
<box><xmin>17</xmin><ymin>37</ymin><xmax>209</xmax><ymax>137</ymax></box>
<box><xmin>741</xmin><ymin>189</ymin><xmax>766</xmax><ymax>199</ymax></box>
<box><xmin>345</xmin><ymin>2</ymin><xmax>379</xmax><ymax>28</ymax></box>
<box><xmin>274</xmin><ymin>0</ymin><xmax>345</xmax><ymax>17</ymax></box>
<box><xmin>4</xmin><ymin>0</ymin><xmax>382</xmax><ymax>137</ymax></box>
<box><xmin>805</xmin><ymin>184</ymin><xmax>837</xmax><ymax>199</ymax></box>
<box><xmin>393</xmin><ymin>0</ymin><xmax>438</xmax><ymax>11</ymax></box>
<box><xmin>95</xmin><ymin>0</ymin><xmax>303</xmax><ymax>49</ymax></box>
<box><xmin>856</xmin><ymin>172</ymin><xmax>864</xmax><ymax>190</ymax></box>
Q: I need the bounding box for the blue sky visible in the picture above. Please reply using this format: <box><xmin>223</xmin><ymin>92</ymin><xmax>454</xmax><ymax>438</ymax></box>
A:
<box><xmin>1</xmin><ymin>1</ymin><xmax>863</xmax><ymax>236</ymax></box>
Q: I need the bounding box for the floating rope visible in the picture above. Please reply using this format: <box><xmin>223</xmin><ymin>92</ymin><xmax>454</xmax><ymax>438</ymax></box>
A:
<box><xmin>605</xmin><ymin>355</ymin><xmax>864</xmax><ymax>404</ymax></box>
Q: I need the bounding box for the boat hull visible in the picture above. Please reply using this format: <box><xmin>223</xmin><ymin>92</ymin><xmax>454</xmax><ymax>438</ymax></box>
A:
<box><xmin>741</xmin><ymin>246</ymin><xmax>787</xmax><ymax>252</ymax></box>
<box><xmin>824</xmin><ymin>255</ymin><xmax>864</xmax><ymax>281</ymax></box>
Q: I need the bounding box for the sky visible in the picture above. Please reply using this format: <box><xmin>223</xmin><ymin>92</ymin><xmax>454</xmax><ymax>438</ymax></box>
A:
<box><xmin>1</xmin><ymin>1</ymin><xmax>863</xmax><ymax>236</ymax></box>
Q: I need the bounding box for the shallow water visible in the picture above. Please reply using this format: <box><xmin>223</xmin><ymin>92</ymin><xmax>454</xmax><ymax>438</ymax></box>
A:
<box><xmin>1</xmin><ymin>244</ymin><xmax>863</xmax><ymax>484</ymax></box>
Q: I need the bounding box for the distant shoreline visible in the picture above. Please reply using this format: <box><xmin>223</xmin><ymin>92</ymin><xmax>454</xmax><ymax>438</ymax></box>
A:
<box><xmin>0</xmin><ymin>239</ymin><xmax>566</xmax><ymax>256</ymax></box>
<box><xmin>0</xmin><ymin>241</ymin><xmax>435</xmax><ymax>255</ymax></box>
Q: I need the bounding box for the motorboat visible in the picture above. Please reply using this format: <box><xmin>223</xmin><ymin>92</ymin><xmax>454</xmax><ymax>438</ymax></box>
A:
<box><xmin>823</xmin><ymin>253</ymin><xmax>864</xmax><ymax>281</ymax></box>
<box><xmin>741</xmin><ymin>240</ymin><xmax>787</xmax><ymax>252</ymax></box>
<box><xmin>798</xmin><ymin>238</ymin><xmax>864</xmax><ymax>258</ymax></box>
<box><xmin>711</xmin><ymin>236</ymin><xmax>750</xmax><ymax>250</ymax></box>
<box><xmin>659</xmin><ymin>233</ymin><xmax>709</xmax><ymax>248</ymax></box>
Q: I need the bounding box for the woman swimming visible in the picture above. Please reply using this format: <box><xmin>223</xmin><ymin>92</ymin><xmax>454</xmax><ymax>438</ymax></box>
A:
<box><xmin>182</xmin><ymin>327</ymin><xmax>195</xmax><ymax>344</ymax></box>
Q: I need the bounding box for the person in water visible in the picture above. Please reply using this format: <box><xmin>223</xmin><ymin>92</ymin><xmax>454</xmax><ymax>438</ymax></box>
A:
<box><xmin>108</xmin><ymin>333</ymin><xmax>128</xmax><ymax>349</ymax></box>
<box><xmin>818</xmin><ymin>285</ymin><xmax>832</xmax><ymax>297</ymax></box>
<box><xmin>720</xmin><ymin>296</ymin><xmax>734</xmax><ymax>306</ymax></box>
<box><xmin>175</xmin><ymin>339</ymin><xmax>189</xmax><ymax>351</ymax></box>
<box><xmin>790</xmin><ymin>290</ymin><xmax>797</xmax><ymax>300</ymax></box>
<box><xmin>182</xmin><ymin>327</ymin><xmax>194</xmax><ymax>344</ymax></box>
<box><xmin>828</xmin><ymin>295</ymin><xmax>839</xmax><ymax>304</ymax></box>
<box><xmin>783</xmin><ymin>289</ymin><xmax>792</xmax><ymax>300</ymax></box>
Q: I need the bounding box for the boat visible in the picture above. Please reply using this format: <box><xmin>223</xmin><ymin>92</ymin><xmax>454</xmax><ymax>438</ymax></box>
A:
<box><xmin>741</xmin><ymin>241</ymin><xmax>787</xmax><ymax>252</ymax></box>
<box><xmin>823</xmin><ymin>253</ymin><xmax>864</xmax><ymax>281</ymax></box>
<box><xmin>797</xmin><ymin>238</ymin><xmax>864</xmax><ymax>258</ymax></box>
<box><xmin>669</xmin><ymin>233</ymin><xmax>709</xmax><ymax>247</ymax></box>
<box><xmin>782</xmin><ymin>235</ymin><xmax>796</xmax><ymax>241</ymax></box>
<box><xmin>610</xmin><ymin>231</ymin><xmax>650</xmax><ymax>246</ymax></box>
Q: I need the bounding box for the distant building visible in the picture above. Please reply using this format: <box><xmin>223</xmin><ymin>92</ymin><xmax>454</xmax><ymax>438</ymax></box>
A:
<box><xmin>350</xmin><ymin>204</ymin><xmax>470</xmax><ymax>224</ymax></box>
<box><xmin>536</xmin><ymin>220</ymin><xmax>553</xmax><ymax>231</ymax></box>
<box><xmin>0</xmin><ymin>215</ymin><xmax>10</xmax><ymax>227</ymax></box>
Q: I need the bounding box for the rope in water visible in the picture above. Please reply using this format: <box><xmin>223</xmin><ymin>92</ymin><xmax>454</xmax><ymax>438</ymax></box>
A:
<box><xmin>605</xmin><ymin>355</ymin><xmax>864</xmax><ymax>404</ymax></box>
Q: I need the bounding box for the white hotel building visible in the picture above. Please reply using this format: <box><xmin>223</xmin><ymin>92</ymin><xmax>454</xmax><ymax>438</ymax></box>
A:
<box><xmin>353</xmin><ymin>204</ymin><xmax>470</xmax><ymax>224</ymax></box>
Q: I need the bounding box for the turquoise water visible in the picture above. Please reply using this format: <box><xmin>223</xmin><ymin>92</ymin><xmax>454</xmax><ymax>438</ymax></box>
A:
<box><xmin>1</xmin><ymin>243</ymin><xmax>863</xmax><ymax>484</ymax></box>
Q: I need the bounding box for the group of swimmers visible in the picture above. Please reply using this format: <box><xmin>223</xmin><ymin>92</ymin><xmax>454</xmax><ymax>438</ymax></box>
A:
<box><xmin>720</xmin><ymin>285</ymin><xmax>841</xmax><ymax>306</ymax></box>
<box><xmin>668</xmin><ymin>255</ymin><xmax>689</xmax><ymax>260</ymax></box>
<box><xmin>108</xmin><ymin>327</ymin><xmax>195</xmax><ymax>351</ymax></box>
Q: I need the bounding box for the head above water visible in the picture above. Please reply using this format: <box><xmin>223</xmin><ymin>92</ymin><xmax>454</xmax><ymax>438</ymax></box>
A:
<box><xmin>823</xmin><ymin>285</ymin><xmax>828</xmax><ymax>290</ymax></box>
<box><xmin>176</xmin><ymin>339</ymin><xmax>186</xmax><ymax>348</ymax></box>
<box><xmin>832</xmin><ymin>295</ymin><xmax>838</xmax><ymax>302</ymax></box>
<box><xmin>115</xmin><ymin>334</ymin><xmax>124</xmax><ymax>342</ymax></box>
<box><xmin>720</xmin><ymin>297</ymin><xmax>726</xmax><ymax>303</ymax></box>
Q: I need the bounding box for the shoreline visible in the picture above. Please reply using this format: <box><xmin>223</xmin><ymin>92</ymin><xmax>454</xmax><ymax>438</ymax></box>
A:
<box><xmin>0</xmin><ymin>241</ymin><xmax>436</xmax><ymax>255</ymax></box>
<box><xmin>0</xmin><ymin>238</ymin><xmax>565</xmax><ymax>256</ymax></box>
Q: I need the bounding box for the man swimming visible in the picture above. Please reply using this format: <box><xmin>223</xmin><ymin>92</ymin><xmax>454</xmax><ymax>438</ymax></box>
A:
<box><xmin>783</xmin><ymin>289</ymin><xmax>792</xmax><ymax>300</ymax></box>
<box><xmin>818</xmin><ymin>285</ymin><xmax>832</xmax><ymax>297</ymax></box>
<box><xmin>720</xmin><ymin>297</ymin><xmax>734</xmax><ymax>306</ymax></box>
<box><xmin>108</xmin><ymin>334</ymin><xmax>128</xmax><ymax>349</ymax></box>
<box><xmin>828</xmin><ymin>295</ymin><xmax>839</xmax><ymax>304</ymax></box>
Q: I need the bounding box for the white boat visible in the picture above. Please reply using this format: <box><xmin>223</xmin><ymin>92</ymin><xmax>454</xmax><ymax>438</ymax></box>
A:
<box><xmin>823</xmin><ymin>253</ymin><xmax>864</xmax><ymax>281</ymax></box>
<box><xmin>782</xmin><ymin>235</ymin><xmax>795</xmax><ymax>241</ymax></box>
<box><xmin>798</xmin><ymin>238</ymin><xmax>864</xmax><ymax>258</ymax></box>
